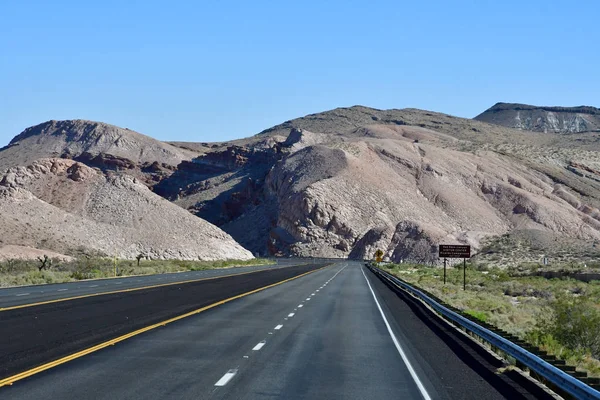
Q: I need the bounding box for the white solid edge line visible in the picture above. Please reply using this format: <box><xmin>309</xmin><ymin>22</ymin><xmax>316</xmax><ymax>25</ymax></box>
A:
<box><xmin>275</xmin><ymin>324</ymin><xmax>283</xmax><ymax>330</ymax></box>
<box><xmin>253</xmin><ymin>341</ymin><xmax>266</xmax><ymax>351</ymax></box>
<box><xmin>360</xmin><ymin>267</ymin><xmax>432</xmax><ymax>400</ymax></box>
<box><xmin>215</xmin><ymin>369</ymin><xmax>238</xmax><ymax>386</ymax></box>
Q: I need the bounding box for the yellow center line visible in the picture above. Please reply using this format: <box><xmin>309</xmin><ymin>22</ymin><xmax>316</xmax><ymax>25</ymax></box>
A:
<box><xmin>0</xmin><ymin>264</ymin><xmax>331</xmax><ymax>388</ymax></box>
<box><xmin>0</xmin><ymin>264</ymin><xmax>311</xmax><ymax>312</ymax></box>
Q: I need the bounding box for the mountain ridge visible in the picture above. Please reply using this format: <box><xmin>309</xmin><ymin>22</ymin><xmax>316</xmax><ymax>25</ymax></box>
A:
<box><xmin>480</xmin><ymin>102</ymin><xmax>600</xmax><ymax>115</ymax></box>
<box><xmin>475</xmin><ymin>102</ymin><xmax>600</xmax><ymax>133</ymax></box>
<box><xmin>4</xmin><ymin>104</ymin><xmax>600</xmax><ymax>264</ymax></box>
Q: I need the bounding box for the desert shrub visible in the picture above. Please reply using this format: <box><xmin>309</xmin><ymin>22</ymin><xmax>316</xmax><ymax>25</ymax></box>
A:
<box><xmin>465</xmin><ymin>309</ymin><xmax>489</xmax><ymax>323</ymax></box>
<box><xmin>69</xmin><ymin>256</ymin><xmax>98</xmax><ymax>280</ymax></box>
<box><xmin>502</xmin><ymin>281</ymin><xmax>553</xmax><ymax>299</ymax></box>
<box><xmin>0</xmin><ymin>259</ymin><xmax>34</xmax><ymax>273</ymax></box>
<box><xmin>535</xmin><ymin>295</ymin><xmax>600</xmax><ymax>358</ymax></box>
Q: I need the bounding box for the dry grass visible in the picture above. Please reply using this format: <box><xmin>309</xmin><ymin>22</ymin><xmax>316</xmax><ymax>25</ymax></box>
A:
<box><xmin>0</xmin><ymin>257</ymin><xmax>275</xmax><ymax>287</ymax></box>
<box><xmin>381</xmin><ymin>262</ymin><xmax>600</xmax><ymax>377</ymax></box>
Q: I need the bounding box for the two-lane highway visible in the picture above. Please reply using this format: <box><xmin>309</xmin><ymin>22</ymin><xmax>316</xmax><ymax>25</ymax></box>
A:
<box><xmin>1</xmin><ymin>261</ymin><xmax>548</xmax><ymax>399</ymax></box>
<box><xmin>0</xmin><ymin>258</ymin><xmax>307</xmax><ymax>309</ymax></box>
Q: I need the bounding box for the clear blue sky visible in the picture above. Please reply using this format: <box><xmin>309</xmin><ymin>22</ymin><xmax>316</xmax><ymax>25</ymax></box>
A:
<box><xmin>1</xmin><ymin>0</ymin><xmax>598</xmax><ymax>145</ymax></box>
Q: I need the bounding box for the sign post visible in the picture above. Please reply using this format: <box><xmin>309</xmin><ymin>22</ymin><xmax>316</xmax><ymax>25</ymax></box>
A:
<box><xmin>443</xmin><ymin>258</ymin><xmax>447</xmax><ymax>284</ymax></box>
<box><xmin>438</xmin><ymin>245</ymin><xmax>471</xmax><ymax>289</ymax></box>
<box><xmin>463</xmin><ymin>258</ymin><xmax>466</xmax><ymax>291</ymax></box>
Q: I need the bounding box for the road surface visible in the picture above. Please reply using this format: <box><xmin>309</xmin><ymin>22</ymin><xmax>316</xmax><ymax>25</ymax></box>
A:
<box><xmin>0</xmin><ymin>258</ymin><xmax>311</xmax><ymax>309</ymax></box>
<box><xmin>1</xmin><ymin>261</ymin><xmax>544</xmax><ymax>399</ymax></box>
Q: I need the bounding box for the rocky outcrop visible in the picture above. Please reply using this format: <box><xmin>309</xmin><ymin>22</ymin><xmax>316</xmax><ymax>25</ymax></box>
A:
<box><xmin>0</xmin><ymin>119</ymin><xmax>197</xmax><ymax>173</ymax></box>
<box><xmin>474</xmin><ymin>102</ymin><xmax>600</xmax><ymax>133</ymax></box>
<box><xmin>0</xmin><ymin>159</ymin><xmax>253</xmax><ymax>260</ymax></box>
<box><xmin>223</xmin><ymin>123</ymin><xmax>600</xmax><ymax>261</ymax></box>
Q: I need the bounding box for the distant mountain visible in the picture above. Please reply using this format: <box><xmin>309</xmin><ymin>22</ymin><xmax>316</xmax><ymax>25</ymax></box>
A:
<box><xmin>5</xmin><ymin>105</ymin><xmax>600</xmax><ymax>264</ymax></box>
<box><xmin>474</xmin><ymin>102</ymin><xmax>600</xmax><ymax>133</ymax></box>
<box><xmin>172</xmin><ymin>105</ymin><xmax>600</xmax><ymax>263</ymax></box>
<box><xmin>0</xmin><ymin>119</ymin><xmax>198</xmax><ymax>173</ymax></box>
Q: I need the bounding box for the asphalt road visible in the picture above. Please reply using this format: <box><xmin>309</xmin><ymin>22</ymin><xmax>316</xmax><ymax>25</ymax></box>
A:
<box><xmin>0</xmin><ymin>261</ymin><xmax>327</xmax><ymax>380</ymax></box>
<box><xmin>0</xmin><ymin>258</ymin><xmax>314</xmax><ymax>309</ymax></box>
<box><xmin>0</xmin><ymin>261</ymin><xmax>546</xmax><ymax>399</ymax></box>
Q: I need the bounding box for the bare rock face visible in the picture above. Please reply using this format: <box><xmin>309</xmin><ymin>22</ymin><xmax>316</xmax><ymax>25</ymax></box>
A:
<box><xmin>259</xmin><ymin>136</ymin><xmax>600</xmax><ymax>262</ymax></box>
<box><xmin>281</xmin><ymin>128</ymin><xmax>327</xmax><ymax>152</ymax></box>
<box><xmin>475</xmin><ymin>103</ymin><xmax>600</xmax><ymax>133</ymax></box>
<box><xmin>0</xmin><ymin>159</ymin><xmax>253</xmax><ymax>260</ymax></box>
<box><xmin>0</xmin><ymin>120</ymin><xmax>197</xmax><ymax>175</ymax></box>
<box><xmin>0</xmin><ymin>245</ymin><xmax>74</xmax><ymax>262</ymax></box>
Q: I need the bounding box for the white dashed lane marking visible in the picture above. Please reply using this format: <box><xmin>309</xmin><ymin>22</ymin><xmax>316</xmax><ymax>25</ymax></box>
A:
<box><xmin>215</xmin><ymin>369</ymin><xmax>238</xmax><ymax>386</ymax></box>
<box><xmin>16</xmin><ymin>293</ymin><xmax>30</xmax><ymax>296</ymax></box>
<box><xmin>252</xmin><ymin>341</ymin><xmax>266</xmax><ymax>351</ymax></box>
<box><xmin>211</xmin><ymin>263</ymin><xmax>348</xmax><ymax>388</ymax></box>
<box><xmin>57</xmin><ymin>289</ymin><xmax>68</xmax><ymax>292</ymax></box>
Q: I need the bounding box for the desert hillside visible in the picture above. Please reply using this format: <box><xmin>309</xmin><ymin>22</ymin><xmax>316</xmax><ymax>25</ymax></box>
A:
<box><xmin>4</xmin><ymin>105</ymin><xmax>600</xmax><ymax>264</ymax></box>
<box><xmin>0</xmin><ymin>120</ymin><xmax>199</xmax><ymax>181</ymax></box>
<box><xmin>474</xmin><ymin>102</ymin><xmax>600</xmax><ymax>133</ymax></box>
<box><xmin>0</xmin><ymin>158</ymin><xmax>253</xmax><ymax>260</ymax></box>
<box><xmin>165</xmin><ymin>106</ymin><xmax>600</xmax><ymax>263</ymax></box>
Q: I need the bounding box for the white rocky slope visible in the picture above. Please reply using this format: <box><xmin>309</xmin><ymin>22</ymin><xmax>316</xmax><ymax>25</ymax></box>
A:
<box><xmin>0</xmin><ymin>159</ymin><xmax>253</xmax><ymax>260</ymax></box>
<box><xmin>256</xmin><ymin>125</ymin><xmax>600</xmax><ymax>262</ymax></box>
<box><xmin>474</xmin><ymin>103</ymin><xmax>600</xmax><ymax>133</ymax></box>
<box><xmin>0</xmin><ymin>119</ymin><xmax>197</xmax><ymax>173</ymax></box>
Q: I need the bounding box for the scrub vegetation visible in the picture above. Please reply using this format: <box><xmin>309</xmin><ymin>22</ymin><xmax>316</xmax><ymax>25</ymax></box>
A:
<box><xmin>0</xmin><ymin>257</ymin><xmax>275</xmax><ymax>287</ymax></box>
<box><xmin>380</xmin><ymin>262</ymin><xmax>600</xmax><ymax>378</ymax></box>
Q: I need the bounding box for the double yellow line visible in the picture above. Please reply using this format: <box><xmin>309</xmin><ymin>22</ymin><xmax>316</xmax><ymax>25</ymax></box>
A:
<box><xmin>0</xmin><ymin>264</ymin><xmax>329</xmax><ymax>388</ymax></box>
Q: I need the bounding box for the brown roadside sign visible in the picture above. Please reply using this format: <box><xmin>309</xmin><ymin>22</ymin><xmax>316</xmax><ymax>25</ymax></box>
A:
<box><xmin>439</xmin><ymin>245</ymin><xmax>471</xmax><ymax>258</ymax></box>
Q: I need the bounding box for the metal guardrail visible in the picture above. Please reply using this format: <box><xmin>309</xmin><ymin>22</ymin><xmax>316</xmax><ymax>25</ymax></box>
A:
<box><xmin>368</xmin><ymin>264</ymin><xmax>600</xmax><ymax>400</ymax></box>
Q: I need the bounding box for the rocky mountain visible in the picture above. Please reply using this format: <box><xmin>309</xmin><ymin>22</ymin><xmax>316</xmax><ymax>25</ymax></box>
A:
<box><xmin>0</xmin><ymin>158</ymin><xmax>253</xmax><ymax>260</ymax></box>
<box><xmin>4</xmin><ymin>105</ymin><xmax>600</xmax><ymax>264</ymax></box>
<box><xmin>165</xmin><ymin>106</ymin><xmax>600</xmax><ymax>263</ymax></box>
<box><xmin>474</xmin><ymin>102</ymin><xmax>600</xmax><ymax>133</ymax></box>
<box><xmin>0</xmin><ymin>120</ymin><xmax>200</xmax><ymax>186</ymax></box>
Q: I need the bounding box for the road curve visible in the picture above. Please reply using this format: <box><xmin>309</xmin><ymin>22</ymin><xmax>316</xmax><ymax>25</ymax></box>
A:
<box><xmin>2</xmin><ymin>261</ymin><xmax>548</xmax><ymax>399</ymax></box>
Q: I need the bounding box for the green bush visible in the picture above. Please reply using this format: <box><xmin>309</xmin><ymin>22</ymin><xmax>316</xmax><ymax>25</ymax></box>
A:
<box><xmin>537</xmin><ymin>295</ymin><xmax>600</xmax><ymax>358</ymax></box>
<box><xmin>465</xmin><ymin>309</ymin><xmax>489</xmax><ymax>323</ymax></box>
